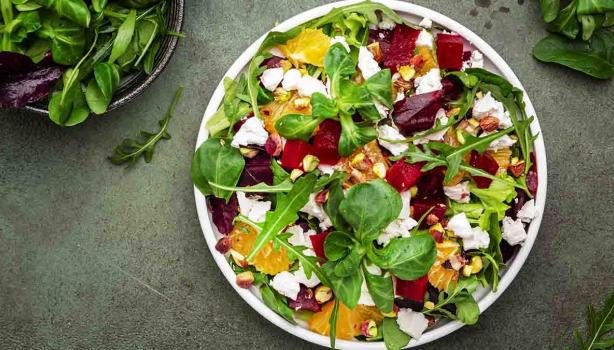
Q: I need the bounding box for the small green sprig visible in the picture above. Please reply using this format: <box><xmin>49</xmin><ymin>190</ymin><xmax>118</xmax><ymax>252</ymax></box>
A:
<box><xmin>571</xmin><ymin>290</ymin><xmax>614</xmax><ymax>350</ymax></box>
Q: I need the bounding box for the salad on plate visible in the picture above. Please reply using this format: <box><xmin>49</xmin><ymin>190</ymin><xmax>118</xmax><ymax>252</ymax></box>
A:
<box><xmin>192</xmin><ymin>1</ymin><xmax>539</xmax><ymax>348</ymax></box>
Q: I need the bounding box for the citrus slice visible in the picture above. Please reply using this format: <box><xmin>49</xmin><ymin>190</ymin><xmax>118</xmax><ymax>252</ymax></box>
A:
<box><xmin>279</xmin><ymin>28</ymin><xmax>331</xmax><ymax>67</ymax></box>
<box><xmin>428</xmin><ymin>240</ymin><xmax>460</xmax><ymax>291</ymax></box>
<box><xmin>230</xmin><ymin>221</ymin><xmax>290</xmax><ymax>275</ymax></box>
<box><xmin>488</xmin><ymin>147</ymin><xmax>512</xmax><ymax>175</ymax></box>
<box><xmin>416</xmin><ymin>46</ymin><xmax>438</xmax><ymax>76</ymax></box>
<box><xmin>260</xmin><ymin>93</ymin><xmax>311</xmax><ymax>133</ymax></box>
<box><xmin>308</xmin><ymin>301</ymin><xmax>383</xmax><ymax>340</ymax></box>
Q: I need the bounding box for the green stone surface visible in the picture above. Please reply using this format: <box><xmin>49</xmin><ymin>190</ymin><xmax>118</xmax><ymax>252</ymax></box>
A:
<box><xmin>1</xmin><ymin>1</ymin><xmax>612</xmax><ymax>349</ymax></box>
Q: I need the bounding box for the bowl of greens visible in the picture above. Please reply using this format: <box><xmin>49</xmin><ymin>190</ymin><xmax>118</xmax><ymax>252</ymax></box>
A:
<box><xmin>0</xmin><ymin>0</ymin><xmax>184</xmax><ymax>126</ymax></box>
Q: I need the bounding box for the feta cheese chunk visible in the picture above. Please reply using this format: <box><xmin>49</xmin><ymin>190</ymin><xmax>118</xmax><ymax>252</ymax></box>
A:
<box><xmin>419</xmin><ymin>17</ymin><xmax>433</xmax><ymax>28</ymax></box>
<box><xmin>317</xmin><ymin>164</ymin><xmax>336</xmax><ymax>175</ymax></box>
<box><xmin>300</xmin><ymin>193</ymin><xmax>333</xmax><ymax>230</ymax></box>
<box><xmin>270</xmin><ymin>271</ymin><xmax>300</xmax><ymax>300</ymax></box>
<box><xmin>358</xmin><ymin>46</ymin><xmax>381</xmax><ymax>79</ymax></box>
<box><xmin>330</xmin><ymin>36</ymin><xmax>351</xmax><ymax>52</ymax></box>
<box><xmin>282</xmin><ymin>69</ymin><xmax>302</xmax><ymax>91</ymax></box>
<box><xmin>236</xmin><ymin>192</ymin><xmax>271</xmax><ymax>223</ymax></box>
<box><xmin>231</xmin><ymin>117</ymin><xmax>269</xmax><ymax>148</ymax></box>
<box><xmin>447</xmin><ymin>212</ymin><xmax>474</xmax><ymax>239</ymax></box>
<box><xmin>472</xmin><ymin>91</ymin><xmax>513</xmax><ymax>128</ymax></box>
<box><xmin>502</xmin><ymin>216</ymin><xmax>527</xmax><ymax>245</ymax></box>
<box><xmin>378</xmin><ymin>191</ymin><xmax>417</xmax><ymax>246</ymax></box>
<box><xmin>378</xmin><ymin>14</ymin><xmax>396</xmax><ymax>30</ymax></box>
<box><xmin>395</xmin><ymin>91</ymin><xmax>406</xmax><ymax>102</ymax></box>
<box><xmin>286</xmin><ymin>225</ymin><xmax>315</xmax><ymax>249</ymax></box>
<box><xmin>358</xmin><ymin>278</ymin><xmax>376</xmax><ymax>306</ymax></box>
<box><xmin>414</xmin><ymin>68</ymin><xmax>442</xmax><ymax>95</ymax></box>
<box><xmin>517</xmin><ymin>199</ymin><xmax>536</xmax><ymax>223</ymax></box>
<box><xmin>482</xmin><ymin>131</ymin><xmax>517</xmax><ymax>151</ymax></box>
<box><xmin>413</xmin><ymin>108</ymin><xmax>449</xmax><ymax>145</ymax></box>
<box><xmin>378</xmin><ymin>124</ymin><xmax>408</xmax><ymax>156</ymax></box>
<box><xmin>293</xmin><ymin>265</ymin><xmax>320</xmax><ymax>288</ymax></box>
<box><xmin>298</xmin><ymin>76</ymin><xmax>328</xmax><ymax>97</ymax></box>
<box><xmin>260</xmin><ymin>67</ymin><xmax>284</xmax><ymax>92</ymax></box>
<box><xmin>397</xmin><ymin>308</ymin><xmax>429</xmax><ymax>339</ymax></box>
<box><xmin>463</xmin><ymin>227</ymin><xmax>491</xmax><ymax>250</ymax></box>
<box><xmin>374</xmin><ymin>101</ymin><xmax>389</xmax><ymax>118</ymax></box>
<box><xmin>444</xmin><ymin>181</ymin><xmax>471</xmax><ymax>203</ymax></box>
<box><xmin>469</xmin><ymin>50</ymin><xmax>484</xmax><ymax>68</ymax></box>
<box><xmin>415</xmin><ymin>30</ymin><xmax>434</xmax><ymax>48</ymax></box>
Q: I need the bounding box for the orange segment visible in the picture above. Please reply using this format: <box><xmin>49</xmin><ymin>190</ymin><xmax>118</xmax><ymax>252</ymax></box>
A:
<box><xmin>230</xmin><ymin>221</ymin><xmax>290</xmax><ymax>275</ymax></box>
<box><xmin>260</xmin><ymin>93</ymin><xmax>311</xmax><ymax>133</ymax></box>
<box><xmin>308</xmin><ymin>301</ymin><xmax>383</xmax><ymax>340</ymax></box>
<box><xmin>488</xmin><ymin>148</ymin><xmax>512</xmax><ymax>175</ymax></box>
<box><xmin>279</xmin><ymin>28</ymin><xmax>331</xmax><ymax>67</ymax></box>
<box><xmin>428</xmin><ymin>240</ymin><xmax>460</xmax><ymax>291</ymax></box>
<box><xmin>416</xmin><ymin>46</ymin><xmax>438</xmax><ymax>76</ymax></box>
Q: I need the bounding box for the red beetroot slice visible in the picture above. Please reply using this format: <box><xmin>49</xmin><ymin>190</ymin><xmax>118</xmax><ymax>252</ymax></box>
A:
<box><xmin>280</xmin><ymin>139</ymin><xmax>310</xmax><ymax>170</ymax></box>
<box><xmin>209</xmin><ymin>194</ymin><xmax>239</xmax><ymax>235</ymax></box>
<box><xmin>238</xmin><ymin>152</ymin><xmax>273</xmax><ymax>187</ymax></box>
<box><xmin>396</xmin><ymin>275</ymin><xmax>429</xmax><ymax>302</ymax></box>
<box><xmin>415</xmin><ymin>166</ymin><xmax>446</xmax><ymax>201</ymax></box>
<box><xmin>310</xmin><ymin>120</ymin><xmax>341</xmax><ymax>165</ymax></box>
<box><xmin>411</xmin><ymin>200</ymin><xmax>447</xmax><ymax>228</ymax></box>
<box><xmin>470</xmin><ymin>150</ymin><xmax>499</xmax><ymax>188</ymax></box>
<box><xmin>262</xmin><ymin>56</ymin><xmax>283</xmax><ymax>68</ymax></box>
<box><xmin>393</xmin><ymin>90</ymin><xmax>443</xmax><ymax>136</ymax></box>
<box><xmin>436</xmin><ymin>33</ymin><xmax>464</xmax><ymax>71</ymax></box>
<box><xmin>309</xmin><ymin>230</ymin><xmax>330</xmax><ymax>260</ymax></box>
<box><xmin>288</xmin><ymin>285</ymin><xmax>322</xmax><ymax>312</ymax></box>
<box><xmin>383</xmin><ymin>25</ymin><xmax>421</xmax><ymax>72</ymax></box>
<box><xmin>368</xmin><ymin>28</ymin><xmax>394</xmax><ymax>58</ymax></box>
<box><xmin>442</xmin><ymin>76</ymin><xmax>462</xmax><ymax>101</ymax></box>
<box><xmin>386</xmin><ymin>159</ymin><xmax>424</xmax><ymax>192</ymax></box>
<box><xmin>526</xmin><ymin>152</ymin><xmax>538</xmax><ymax>196</ymax></box>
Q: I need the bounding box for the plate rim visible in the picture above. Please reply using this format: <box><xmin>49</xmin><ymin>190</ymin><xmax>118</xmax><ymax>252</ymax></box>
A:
<box><xmin>193</xmin><ymin>1</ymin><xmax>548</xmax><ymax>348</ymax></box>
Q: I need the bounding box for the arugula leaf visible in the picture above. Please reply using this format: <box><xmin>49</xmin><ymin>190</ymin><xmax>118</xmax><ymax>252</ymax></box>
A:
<box><xmin>338</xmin><ymin>179</ymin><xmax>401</xmax><ymax>242</ymax></box>
<box><xmin>368</xmin><ymin>235</ymin><xmax>437</xmax><ymax>280</ymax></box>
<box><xmin>424</xmin><ymin>276</ymin><xmax>480</xmax><ymax>324</ymax></box>
<box><xmin>109</xmin><ymin>87</ymin><xmax>184</xmax><ymax>166</ymax></box>
<box><xmin>362</xmin><ymin>264</ymin><xmax>394</xmax><ymax>313</ymax></box>
<box><xmin>446</xmin><ymin>70</ymin><xmax>479</xmax><ymax>88</ymax></box>
<box><xmin>464</xmin><ymin>68</ymin><xmax>514</xmax><ymax>96</ymax></box>
<box><xmin>246</xmin><ymin>173</ymin><xmax>317</xmax><ymax>261</ymax></box>
<box><xmin>307</xmin><ymin>0</ymin><xmax>411</xmax><ymax>31</ymax></box>
<box><xmin>208</xmin><ymin>178</ymin><xmax>293</xmax><ymax>193</ymax></box>
<box><xmin>108</xmin><ymin>9</ymin><xmax>136</xmax><ymax>64</ymax></box>
<box><xmin>206</xmin><ymin>75</ymin><xmax>251</xmax><ymax>137</ymax></box>
<box><xmin>470</xmin><ymin>175</ymin><xmax>517</xmax><ymax>219</ymax></box>
<box><xmin>260</xmin><ymin>283</ymin><xmax>296</xmax><ymax>325</ymax></box>
<box><xmin>274</xmin><ymin>234</ymin><xmax>331</xmax><ymax>286</ymax></box>
<box><xmin>572</xmin><ymin>289</ymin><xmax>614</xmax><ymax>350</ymax></box>
<box><xmin>329</xmin><ymin>298</ymin><xmax>340</xmax><ymax>350</ymax></box>
<box><xmin>382</xmin><ymin>317</ymin><xmax>411</xmax><ymax>350</ymax></box>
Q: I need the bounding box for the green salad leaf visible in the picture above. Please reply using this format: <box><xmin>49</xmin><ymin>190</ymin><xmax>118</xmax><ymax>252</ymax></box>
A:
<box><xmin>362</xmin><ymin>264</ymin><xmax>394</xmax><ymax>313</ymax></box>
<box><xmin>571</xmin><ymin>289</ymin><xmax>614</xmax><ymax>350</ymax></box>
<box><xmin>368</xmin><ymin>235</ymin><xmax>437</xmax><ymax>280</ymax></box>
<box><xmin>382</xmin><ymin>317</ymin><xmax>411</xmax><ymax>350</ymax></box>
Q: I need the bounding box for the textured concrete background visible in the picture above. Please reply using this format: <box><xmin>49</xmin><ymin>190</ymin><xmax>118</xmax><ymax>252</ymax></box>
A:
<box><xmin>1</xmin><ymin>0</ymin><xmax>612</xmax><ymax>349</ymax></box>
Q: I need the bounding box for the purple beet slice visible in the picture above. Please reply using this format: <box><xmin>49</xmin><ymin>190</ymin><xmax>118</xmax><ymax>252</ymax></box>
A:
<box><xmin>383</xmin><ymin>25</ymin><xmax>420</xmax><ymax>72</ymax></box>
<box><xmin>209</xmin><ymin>194</ymin><xmax>239</xmax><ymax>235</ymax></box>
<box><xmin>368</xmin><ymin>28</ymin><xmax>393</xmax><ymax>59</ymax></box>
<box><xmin>392</xmin><ymin>90</ymin><xmax>443</xmax><ymax>136</ymax></box>
<box><xmin>288</xmin><ymin>285</ymin><xmax>321</xmax><ymax>312</ymax></box>
<box><xmin>238</xmin><ymin>152</ymin><xmax>273</xmax><ymax>187</ymax></box>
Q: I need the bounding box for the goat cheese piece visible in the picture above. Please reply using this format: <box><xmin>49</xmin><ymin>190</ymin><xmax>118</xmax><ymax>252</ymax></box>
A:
<box><xmin>293</xmin><ymin>265</ymin><xmax>320</xmax><ymax>288</ymax></box>
<box><xmin>331</xmin><ymin>36</ymin><xmax>351</xmax><ymax>52</ymax></box>
<box><xmin>317</xmin><ymin>164</ymin><xmax>336</xmax><ymax>175</ymax></box>
<box><xmin>260</xmin><ymin>67</ymin><xmax>284</xmax><ymax>92</ymax></box>
<box><xmin>415</xmin><ymin>30</ymin><xmax>434</xmax><ymax>48</ymax></box>
<box><xmin>300</xmin><ymin>193</ymin><xmax>333</xmax><ymax>230</ymax></box>
<box><xmin>482</xmin><ymin>131</ymin><xmax>517</xmax><ymax>151</ymax></box>
<box><xmin>378</xmin><ymin>124</ymin><xmax>408</xmax><ymax>156</ymax></box>
<box><xmin>358</xmin><ymin>278</ymin><xmax>376</xmax><ymax>306</ymax></box>
<box><xmin>286</xmin><ymin>225</ymin><xmax>316</xmax><ymax>249</ymax></box>
<box><xmin>447</xmin><ymin>212</ymin><xmax>474</xmax><ymax>239</ymax></box>
<box><xmin>270</xmin><ymin>271</ymin><xmax>301</xmax><ymax>300</ymax></box>
<box><xmin>397</xmin><ymin>308</ymin><xmax>429</xmax><ymax>339</ymax></box>
<box><xmin>395</xmin><ymin>91</ymin><xmax>406</xmax><ymax>102</ymax></box>
<box><xmin>413</xmin><ymin>108</ymin><xmax>449</xmax><ymax>145</ymax></box>
<box><xmin>517</xmin><ymin>199</ymin><xmax>536</xmax><ymax>223</ymax></box>
<box><xmin>419</xmin><ymin>17</ymin><xmax>433</xmax><ymax>28</ymax></box>
<box><xmin>374</xmin><ymin>101</ymin><xmax>389</xmax><ymax>118</ymax></box>
<box><xmin>231</xmin><ymin>117</ymin><xmax>269</xmax><ymax>148</ymax></box>
<box><xmin>378</xmin><ymin>14</ymin><xmax>396</xmax><ymax>30</ymax></box>
<box><xmin>236</xmin><ymin>192</ymin><xmax>271</xmax><ymax>223</ymax></box>
<box><xmin>358</xmin><ymin>46</ymin><xmax>381</xmax><ymax>79</ymax></box>
<box><xmin>414</xmin><ymin>68</ymin><xmax>442</xmax><ymax>95</ymax></box>
<box><xmin>444</xmin><ymin>181</ymin><xmax>471</xmax><ymax>203</ymax></box>
<box><xmin>463</xmin><ymin>227</ymin><xmax>491</xmax><ymax>250</ymax></box>
<box><xmin>469</xmin><ymin>50</ymin><xmax>484</xmax><ymax>68</ymax></box>
<box><xmin>378</xmin><ymin>191</ymin><xmax>417</xmax><ymax>246</ymax></box>
<box><xmin>282</xmin><ymin>69</ymin><xmax>302</xmax><ymax>91</ymax></box>
<box><xmin>298</xmin><ymin>76</ymin><xmax>328</xmax><ymax>97</ymax></box>
<box><xmin>472</xmin><ymin>91</ymin><xmax>513</xmax><ymax>128</ymax></box>
<box><xmin>502</xmin><ymin>216</ymin><xmax>527</xmax><ymax>245</ymax></box>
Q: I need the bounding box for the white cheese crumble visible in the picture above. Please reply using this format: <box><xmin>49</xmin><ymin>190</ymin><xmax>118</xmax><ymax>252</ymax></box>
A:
<box><xmin>236</xmin><ymin>192</ymin><xmax>271</xmax><ymax>223</ymax></box>
<box><xmin>415</xmin><ymin>29</ymin><xmax>434</xmax><ymax>48</ymax></box>
<box><xmin>260</xmin><ymin>67</ymin><xmax>284</xmax><ymax>92</ymax></box>
<box><xmin>293</xmin><ymin>265</ymin><xmax>320</xmax><ymax>288</ymax></box>
<box><xmin>481</xmin><ymin>131</ymin><xmax>517</xmax><ymax>151</ymax></box>
<box><xmin>330</xmin><ymin>36</ymin><xmax>351</xmax><ymax>52</ymax></box>
<box><xmin>502</xmin><ymin>216</ymin><xmax>527</xmax><ymax>245</ymax></box>
<box><xmin>377</xmin><ymin>191</ymin><xmax>417</xmax><ymax>246</ymax></box>
<box><xmin>397</xmin><ymin>308</ymin><xmax>429</xmax><ymax>339</ymax></box>
<box><xmin>317</xmin><ymin>164</ymin><xmax>336</xmax><ymax>175</ymax></box>
<box><xmin>466</xmin><ymin>50</ymin><xmax>484</xmax><ymax>69</ymax></box>
<box><xmin>298</xmin><ymin>76</ymin><xmax>328</xmax><ymax>97</ymax></box>
<box><xmin>517</xmin><ymin>199</ymin><xmax>536</xmax><ymax>223</ymax></box>
<box><xmin>300</xmin><ymin>193</ymin><xmax>333</xmax><ymax>230</ymax></box>
<box><xmin>282</xmin><ymin>68</ymin><xmax>302</xmax><ymax>91</ymax></box>
<box><xmin>378</xmin><ymin>124</ymin><xmax>408</xmax><ymax>156</ymax></box>
<box><xmin>378</xmin><ymin>15</ymin><xmax>396</xmax><ymax>30</ymax></box>
<box><xmin>374</xmin><ymin>101</ymin><xmax>389</xmax><ymax>118</ymax></box>
<box><xmin>358</xmin><ymin>278</ymin><xmax>376</xmax><ymax>306</ymax></box>
<box><xmin>419</xmin><ymin>17</ymin><xmax>433</xmax><ymax>28</ymax></box>
<box><xmin>270</xmin><ymin>271</ymin><xmax>301</xmax><ymax>300</ymax></box>
<box><xmin>444</xmin><ymin>181</ymin><xmax>471</xmax><ymax>203</ymax></box>
<box><xmin>395</xmin><ymin>91</ymin><xmax>406</xmax><ymax>102</ymax></box>
<box><xmin>463</xmin><ymin>227</ymin><xmax>491</xmax><ymax>250</ymax></box>
<box><xmin>413</xmin><ymin>108</ymin><xmax>449</xmax><ymax>145</ymax></box>
<box><xmin>231</xmin><ymin>117</ymin><xmax>269</xmax><ymax>148</ymax></box>
<box><xmin>414</xmin><ymin>68</ymin><xmax>442</xmax><ymax>95</ymax></box>
<box><xmin>447</xmin><ymin>212</ymin><xmax>474</xmax><ymax>239</ymax></box>
<box><xmin>358</xmin><ymin>46</ymin><xmax>381</xmax><ymax>79</ymax></box>
<box><xmin>472</xmin><ymin>91</ymin><xmax>513</xmax><ymax>128</ymax></box>
<box><xmin>286</xmin><ymin>225</ymin><xmax>315</xmax><ymax>250</ymax></box>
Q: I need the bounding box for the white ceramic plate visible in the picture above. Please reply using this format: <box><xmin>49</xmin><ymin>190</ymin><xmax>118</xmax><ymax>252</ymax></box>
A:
<box><xmin>194</xmin><ymin>1</ymin><xmax>548</xmax><ymax>348</ymax></box>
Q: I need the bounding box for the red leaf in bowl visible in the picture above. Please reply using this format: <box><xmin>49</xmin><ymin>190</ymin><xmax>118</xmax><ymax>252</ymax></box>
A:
<box><xmin>288</xmin><ymin>285</ymin><xmax>321</xmax><ymax>312</ymax></box>
<box><xmin>238</xmin><ymin>152</ymin><xmax>273</xmax><ymax>187</ymax></box>
<box><xmin>209</xmin><ymin>194</ymin><xmax>239</xmax><ymax>235</ymax></box>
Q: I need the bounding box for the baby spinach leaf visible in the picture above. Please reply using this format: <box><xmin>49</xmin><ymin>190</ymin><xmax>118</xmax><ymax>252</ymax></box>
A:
<box><xmin>310</xmin><ymin>92</ymin><xmax>338</xmax><ymax>118</ymax></box>
<box><xmin>192</xmin><ymin>138</ymin><xmax>244</xmax><ymax>200</ymax></box>
<box><xmin>246</xmin><ymin>173</ymin><xmax>317</xmax><ymax>261</ymax></box>
<box><xmin>533</xmin><ymin>34</ymin><xmax>614</xmax><ymax>79</ymax></box>
<box><xmin>579</xmin><ymin>14</ymin><xmax>605</xmax><ymax>40</ymax></box>
<box><xmin>547</xmin><ymin>0</ymin><xmax>580</xmax><ymax>39</ymax></box>
<box><xmin>91</xmin><ymin>0</ymin><xmax>107</xmax><ymax>13</ymax></box>
<box><xmin>323</xmin><ymin>231</ymin><xmax>354</xmax><ymax>261</ymax></box>
<box><xmin>368</xmin><ymin>235</ymin><xmax>436</xmax><ymax>280</ymax></box>
<box><xmin>540</xmin><ymin>0</ymin><xmax>561</xmax><ymax>23</ymax></box>
<box><xmin>38</xmin><ymin>15</ymin><xmax>85</xmax><ymax>65</ymax></box>
<box><xmin>322</xmin><ymin>261</ymin><xmax>363</xmax><ymax>309</ymax></box>
<box><xmin>275</xmin><ymin>114</ymin><xmax>326</xmax><ymax>141</ymax></box>
<box><xmin>307</xmin><ymin>0</ymin><xmax>411</xmax><ymax>31</ymax></box>
<box><xmin>338</xmin><ymin>179</ymin><xmax>401</xmax><ymax>243</ymax></box>
<box><xmin>48</xmin><ymin>70</ymin><xmax>89</xmax><ymax>126</ymax></box>
<box><xmin>590</xmin><ymin>28</ymin><xmax>614</xmax><ymax>64</ymax></box>
<box><xmin>332</xmin><ymin>247</ymin><xmax>364</xmax><ymax>277</ymax></box>
<box><xmin>446</xmin><ymin>70</ymin><xmax>479</xmax><ymax>88</ymax></box>
<box><xmin>424</xmin><ymin>276</ymin><xmax>480</xmax><ymax>323</ymax></box>
<box><xmin>110</xmin><ymin>87</ymin><xmax>184</xmax><ymax>165</ymax></box>
<box><xmin>337</xmin><ymin>79</ymin><xmax>372</xmax><ymax>113</ymax></box>
<box><xmin>382</xmin><ymin>317</ymin><xmax>410</xmax><ymax>350</ymax></box>
<box><xmin>324</xmin><ymin>43</ymin><xmax>357</xmax><ymax>97</ymax></box>
<box><xmin>275</xmin><ymin>234</ymin><xmax>331</xmax><ymax>286</ymax></box>
<box><xmin>362</xmin><ymin>265</ymin><xmax>394</xmax><ymax>313</ymax></box>
<box><xmin>260</xmin><ymin>283</ymin><xmax>296</xmax><ymax>325</ymax></box>
<box><xmin>108</xmin><ymin>8</ymin><xmax>136</xmax><ymax>64</ymax></box>
<box><xmin>577</xmin><ymin>0</ymin><xmax>614</xmax><ymax>15</ymax></box>
<box><xmin>454</xmin><ymin>291</ymin><xmax>480</xmax><ymax>325</ymax></box>
<box><xmin>464</xmin><ymin>68</ymin><xmax>513</xmax><ymax>96</ymax></box>
<box><xmin>324</xmin><ymin>179</ymin><xmax>350</xmax><ymax>232</ymax></box>
<box><xmin>363</xmin><ymin>68</ymin><xmax>393</xmax><ymax>108</ymax></box>
<box><xmin>85</xmin><ymin>61</ymin><xmax>119</xmax><ymax>114</ymax></box>
<box><xmin>338</xmin><ymin>113</ymin><xmax>377</xmax><ymax>156</ymax></box>
<box><xmin>34</xmin><ymin>0</ymin><xmax>91</xmax><ymax>27</ymax></box>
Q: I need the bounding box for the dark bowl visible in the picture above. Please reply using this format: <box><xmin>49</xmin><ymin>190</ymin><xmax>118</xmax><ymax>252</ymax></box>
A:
<box><xmin>24</xmin><ymin>0</ymin><xmax>185</xmax><ymax>116</ymax></box>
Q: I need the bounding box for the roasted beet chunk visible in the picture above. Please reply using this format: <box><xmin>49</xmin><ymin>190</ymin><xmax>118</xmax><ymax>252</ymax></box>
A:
<box><xmin>280</xmin><ymin>139</ymin><xmax>310</xmax><ymax>170</ymax></box>
<box><xmin>436</xmin><ymin>33</ymin><xmax>464</xmax><ymax>71</ymax></box>
<box><xmin>309</xmin><ymin>230</ymin><xmax>331</xmax><ymax>260</ymax></box>
<box><xmin>442</xmin><ymin>76</ymin><xmax>462</xmax><ymax>101</ymax></box>
<box><xmin>262</xmin><ymin>56</ymin><xmax>283</xmax><ymax>68</ymax></box>
<box><xmin>368</xmin><ymin>28</ymin><xmax>394</xmax><ymax>58</ymax></box>
<box><xmin>470</xmin><ymin>150</ymin><xmax>499</xmax><ymax>188</ymax></box>
<box><xmin>209</xmin><ymin>194</ymin><xmax>239</xmax><ymax>235</ymax></box>
<box><xmin>383</xmin><ymin>25</ymin><xmax>420</xmax><ymax>72</ymax></box>
<box><xmin>416</xmin><ymin>167</ymin><xmax>446</xmax><ymax>201</ymax></box>
<box><xmin>289</xmin><ymin>285</ymin><xmax>321</xmax><ymax>312</ymax></box>
<box><xmin>310</xmin><ymin>120</ymin><xmax>341</xmax><ymax>165</ymax></box>
<box><xmin>411</xmin><ymin>199</ymin><xmax>447</xmax><ymax>228</ymax></box>
<box><xmin>396</xmin><ymin>275</ymin><xmax>429</xmax><ymax>302</ymax></box>
<box><xmin>392</xmin><ymin>90</ymin><xmax>443</xmax><ymax>136</ymax></box>
<box><xmin>386</xmin><ymin>159</ymin><xmax>423</xmax><ymax>192</ymax></box>
<box><xmin>239</xmin><ymin>152</ymin><xmax>273</xmax><ymax>187</ymax></box>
